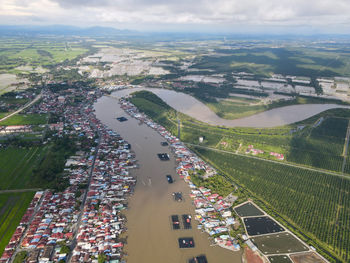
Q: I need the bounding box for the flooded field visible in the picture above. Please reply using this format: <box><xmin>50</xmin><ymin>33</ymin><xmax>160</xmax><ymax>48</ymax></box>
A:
<box><xmin>0</xmin><ymin>74</ymin><xmax>28</xmax><ymax>94</ymax></box>
<box><xmin>111</xmin><ymin>88</ymin><xmax>350</xmax><ymax>128</ymax></box>
<box><xmin>94</xmin><ymin>96</ymin><xmax>242</xmax><ymax>263</ymax></box>
<box><xmin>80</xmin><ymin>47</ymin><xmax>170</xmax><ymax>77</ymax></box>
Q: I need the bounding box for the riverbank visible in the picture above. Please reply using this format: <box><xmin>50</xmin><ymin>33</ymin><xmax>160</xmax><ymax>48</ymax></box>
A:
<box><xmin>109</xmin><ymin>87</ymin><xmax>350</xmax><ymax>128</ymax></box>
<box><xmin>94</xmin><ymin>96</ymin><xmax>243</xmax><ymax>263</ymax></box>
<box><xmin>114</xmin><ymin>96</ymin><xmax>330</xmax><ymax>263</ymax></box>
<box><xmin>120</xmin><ymin>98</ymin><xmax>242</xmax><ymax>250</ymax></box>
<box><xmin>1</xmin><ymin>87</ymin><xmax>137</xmax><ymax>263</ymax></box>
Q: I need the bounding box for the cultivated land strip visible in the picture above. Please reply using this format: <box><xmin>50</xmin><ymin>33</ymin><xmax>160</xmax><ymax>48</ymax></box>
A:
<box><xmin>8</xmin><ymin>147</ymin><xmax>39</xmax><ymax>189</ymax></box>
<box><xmin>341</xmin><ymin>119</ymin><xmax>350</xmax><ymax>173</ymax></box>
<box><xmin>185</xmin><ymin>143</ymin><xmax>350</xmax><ymax>180</ymax></box>
<box><xmin>0</xmin><ymin>189</ymin><xmax>42</xmax><ymax>194</ymax></box>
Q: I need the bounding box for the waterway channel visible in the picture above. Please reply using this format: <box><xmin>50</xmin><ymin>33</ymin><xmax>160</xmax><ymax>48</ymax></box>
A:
<box><xmin>110</xmin><ymin>88</ymin><xmax>350</xmax><ymax>128</ymax></box>
<box><xmin>94</xmin><ymin>96</ymin><xmax>243</xmax><ymax>263</ymax></box>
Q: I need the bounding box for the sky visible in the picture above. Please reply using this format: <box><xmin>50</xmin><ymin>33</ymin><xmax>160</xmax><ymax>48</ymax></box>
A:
<box><xmin>1</xmin><ymin>0</ymin><xmax>350</xmax><ymax>34</ymax></box>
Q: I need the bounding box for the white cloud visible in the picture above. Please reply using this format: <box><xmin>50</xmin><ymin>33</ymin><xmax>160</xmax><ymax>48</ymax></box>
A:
<box><xmin>0</xmin><ymin>0</ymin><xmax>350</xmax><ymax>33</ymax></box>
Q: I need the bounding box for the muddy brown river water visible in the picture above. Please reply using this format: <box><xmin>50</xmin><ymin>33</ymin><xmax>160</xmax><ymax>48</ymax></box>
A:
<box><xmin>110</xmin><ymin>87</ymin><xmax>350</xmax><ymax>128</ymax></box>
<box><xmin>94</xmin><ymin>96</ymin><xmax>243</xmax><ymax>263</ymax></box>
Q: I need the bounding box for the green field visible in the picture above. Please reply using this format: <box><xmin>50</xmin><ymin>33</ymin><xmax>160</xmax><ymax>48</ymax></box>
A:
<box><xmin>186</xmin><ymin>114</ymin><xmax>350</xmax><ymax>173</ymax></box>
<box><xmin>130</xmin><ymin>90</ymin><xmax>350</xmax><ymax>174</ymax></box>
<box><xmin>286</xmin><ymin>117</ymin><xmax>348</xmax><ymax>172</ymax></box>
<box><xmin>0</xmin><ymin>146</ymin><xmax>48</xmax><ymax>189</ymax></box>
<box><xmin>0</xmin><ymin>192</ymin><xmax>34</xmax><ymax>256</ymax></box>
<box><xmin>206</xmin><ymin>95</ymin><xmax>348</xmax><ymax>120</ymax></box>
<box><xmin>191</xmin><ymin>46</ymin><xmax>350</xmax><ymax>77</ymax></box>
<box><xmin>207</xmin><ymin>98</ymin><xmax>267</xmax><ymax>119</ymax></box>
<box><xmin>0</xmin><ymin>113</ymin><xmax>48</xmax><ymax>126</ymax></box>
<box><xmin>0</xmin><ymin>38</ymin><xmax>89</xmax><ymax>73</ymax></box>
<box><xmin>0</xmin><ymin>96</ymin><xmax>29</xmax><ymax>106</ymax></box>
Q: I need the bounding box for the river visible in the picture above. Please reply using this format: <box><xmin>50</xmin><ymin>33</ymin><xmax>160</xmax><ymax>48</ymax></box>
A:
<box><xmin>110</xmin><ymin>88</ymin><xmax>350</xmax><ymax>128</ymax></box>
<box><xmin>94</xmin><ymin>96</ymin><xmax>243</xmax><ymax>263</ymax></box>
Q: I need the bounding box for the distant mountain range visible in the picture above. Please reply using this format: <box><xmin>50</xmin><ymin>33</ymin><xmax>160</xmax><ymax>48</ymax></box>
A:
<box><xmin>1</xmin><ymin>25</ymin><xmax>349</xmax><ymax>41</ymax></box>
<box><xmin>0</xmin><ymin>25</ymin><xmax>133</xmax><ymax>36</ymax></box>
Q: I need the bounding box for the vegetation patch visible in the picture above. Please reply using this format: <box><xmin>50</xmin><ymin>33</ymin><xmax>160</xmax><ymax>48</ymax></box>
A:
<box><xmin>0</xmin><ymin>146</ymin><xmax>48</xmax><ymax>189</ymax></box>
<box><xmin>192</xmin><ymin>146</ymin><xmax>350</xmax><ymax>262</ymax></box>
<box><xmin>0</xmin><ymin>113</ymin><xmax>48</xmax><ymax>126</ymax></box>
<box><xmin>32</xmin><ymin>136</ymin><xmax>77</xmax><ymax>191</ymax></box>
<box><xmin>192</xmin><ymin>47</ymin><xmax>350</xmax><ymax>77</ymax></box>
<box><xmin>0</xmin><ymin>192</ymin><xmax>34</xmax><ymax>256</ymax></box>
<box><xmin>0</xmin><ymin>38</ymin><xmax>89</xmax><ymax>72</ymax></box>
<box><xmin>128</xmin><ymin>89</ymin><xmax>350</xmax><ymax>262</ymax></box>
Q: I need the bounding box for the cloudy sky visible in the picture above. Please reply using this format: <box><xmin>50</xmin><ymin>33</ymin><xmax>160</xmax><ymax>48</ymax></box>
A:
<box><xmin>1</xmin><ymin>0</ymin><xmax>350</xmax><ymax>33</ymax></box>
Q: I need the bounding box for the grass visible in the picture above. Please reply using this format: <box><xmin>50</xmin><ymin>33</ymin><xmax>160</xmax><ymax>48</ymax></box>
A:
<box><xmin>0</xmin><ymin>113</ymin><xmax>48</xmax><ymax>126</ymax></box>
<box><xmin>0</xmin><ymin>192</ymin><xmax>35</xmax><ymax>256</ymax></box>
<box><xmin>207</xmin><ymin>99</ymin><xmax>267</xmax><ymax>119</ymax></box>
<box><xmin>0</xmin><ymin>146</ymin><xmax>48</xmax><ymax>189</ymax></box>
<box><xmin>206</xmin><ymin>95</ymin><xmax>349</xmax><ymax>120</ymax></box>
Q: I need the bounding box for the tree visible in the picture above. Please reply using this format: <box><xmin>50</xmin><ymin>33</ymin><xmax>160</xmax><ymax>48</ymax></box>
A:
<box><xmin>60</xmin><ymin>245</ymin><xmax>70</xmax><ymax>254</ymax></box>
<box><xmin>98</xmin><ymin>253</ymin><xmax>107</xmax><ymax>263</ymax></box>
<box><xmin>13</xmin><ymin>251</ymin><xmax>27</xmax><ymax>263</ymax></box>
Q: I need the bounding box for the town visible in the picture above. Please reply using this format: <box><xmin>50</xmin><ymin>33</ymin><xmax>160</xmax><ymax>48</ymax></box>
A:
<box><xmin>1</xmin><ymin>32</ymin><xmax>350</xmax><ymax>263</ymax></box>
<box><xmin>0</xmin><ymin>84</ymin><xmax>136</xmax><ymax>263</ymax></box>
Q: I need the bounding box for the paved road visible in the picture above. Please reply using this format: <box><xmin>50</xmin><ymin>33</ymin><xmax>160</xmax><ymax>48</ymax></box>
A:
<box><xmin>185</xmin><ymin>143</ymin><xmax>350</xmax><ymax>180</ymax></box>
<box><xmin>0</xmin><ymin>91</ymin><xmax>42</xmax><ymax>123</ymax></box>
<box><xmin>0</xmin><ymin>188</ymin><xmax>42</xmax><ymax>194</ymax></box>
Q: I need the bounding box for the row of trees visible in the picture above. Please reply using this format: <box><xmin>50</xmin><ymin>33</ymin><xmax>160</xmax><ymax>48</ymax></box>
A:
<box><xmin>32</xmin><ymin>136</ymin><xmax>77</xmax><ymax>191</ymax></box>
<box><xmin>194</xmin><ymin>147</ymin><xmax>350</xmax><ymax>263</ymax></box>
